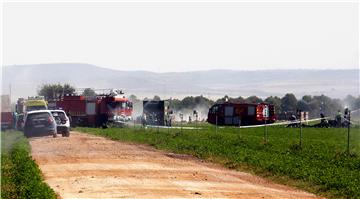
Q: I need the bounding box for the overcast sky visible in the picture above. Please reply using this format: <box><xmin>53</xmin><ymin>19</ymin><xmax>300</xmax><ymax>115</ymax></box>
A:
<box><xmin>2</xmin><ymin>2</ymin><xmax>359</xmax><ymax>72</ymax></box>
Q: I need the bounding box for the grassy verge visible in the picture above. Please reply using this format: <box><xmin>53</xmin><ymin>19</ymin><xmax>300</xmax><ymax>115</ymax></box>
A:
<box><xmin>77</xmin><ymin>125</ymin><xmax>360</xmax><ymax>199</ymax></box>
<box><xmin>1</xmin><ymin>131</ymin><xmax>56</xmax><ymax>199</ymax></box>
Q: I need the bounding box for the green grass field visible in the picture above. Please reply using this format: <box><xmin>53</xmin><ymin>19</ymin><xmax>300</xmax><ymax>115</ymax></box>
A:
<box><xmin>1</xmin><ymin>131</ymin><xmax>56</xmax><ymax>199</ymax></box>
<box><xmin>77</xmin><ymin>123</ymin><xmax>360</xmax><ymax>198</ymax></box>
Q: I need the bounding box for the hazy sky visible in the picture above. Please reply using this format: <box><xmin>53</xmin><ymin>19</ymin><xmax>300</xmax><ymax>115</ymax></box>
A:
<box><xmin>2</xmin><ymin>2</ymin><xmax>359</xmax><ymax>72</ymax></box>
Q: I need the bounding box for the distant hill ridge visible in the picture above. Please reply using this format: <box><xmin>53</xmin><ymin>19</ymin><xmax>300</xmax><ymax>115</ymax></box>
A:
<box><xmin>2</xmin><ymin>63</ymin><xmax>359</xmax><ymax>101</ymax></box>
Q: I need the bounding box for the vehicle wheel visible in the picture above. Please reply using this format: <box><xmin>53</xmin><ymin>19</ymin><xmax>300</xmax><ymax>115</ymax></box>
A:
<box><xmin>65</xmin><ymin>130</ymin><xmax>70</xmax><ymax>137</ymax></box>
<box><xmin>62</xmin><ymin>132</ymin><xmax>66</xmax><ymax>137</ymax></box>
<box><xmin>53</xmin><ymin>133</ymin><xmax>57</xmax><ymax>138</ymax></box>
<box><xmin>101</xmin><ymin>123</ymin><xmax>108</xmax><ymax>129</ymax></box>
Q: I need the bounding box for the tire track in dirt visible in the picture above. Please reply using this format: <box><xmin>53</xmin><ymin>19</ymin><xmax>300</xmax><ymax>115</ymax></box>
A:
<box><xmin>30</xmin><ymin>131</ymin><xmax>321</xmax><ymax>199</ymax></box>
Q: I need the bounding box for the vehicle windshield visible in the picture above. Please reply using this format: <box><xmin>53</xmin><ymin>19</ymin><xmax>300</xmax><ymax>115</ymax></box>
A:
<box><xmin>27</xmin><ymin>112</ymin><xmax>50</xmax><ymax>121</ymax></box>
<box><xmin>210</xmin><ymin>106</ymin><xmax>218</xmax><ymax>114</ymax></box>
<box><xmin>108</xmin><ymin>102</ymin><xmax>127</xmax><ymax>110</ymax></box>
<box><xmin>26</xmin><ymin>105</ymin><xmax>47</xmax><ymax>112</ymax></box>
<box><xmin>51</xmin><ymin>112</ymin><xmax>67</xmax><ymax>120</ymax></box>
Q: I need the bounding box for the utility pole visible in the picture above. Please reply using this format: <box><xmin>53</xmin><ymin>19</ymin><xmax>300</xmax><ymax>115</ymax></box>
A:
<box><xmin>299</xmin><ymin>115</ymin><xmax>302</xmax><ymax>147</ymax></box>
<box><xmin>179</xmin><ymin>113</ymin><xmax>183</xmax><ymax>133</ymax></box>
<box><xmin>346</xmin><ymin>108</ymin><xmax>351</xmax><ymax>154</ymax></box>
<box><xmin>215</xmin><ymin>115</ymin><xmax>218</xmax><ymax>133</ymax></box>
<box><xmin>238</xmin><ymin>118</ymin><xmax>241</xmax><ymax>138</ymax></box>
<box><xmin>263</xmin><ymin>105</ymin><xmax>269</xmax><ymax>143</ymax></box>
<box><xmin>9</xmin><ymin>84</ymin><xmax>12</xmax><ymax>103</ymax></box>
<box><xmin>193</xmin><ymin>110</ymin><xmax>198</xmax><ymax>133</ymax></box>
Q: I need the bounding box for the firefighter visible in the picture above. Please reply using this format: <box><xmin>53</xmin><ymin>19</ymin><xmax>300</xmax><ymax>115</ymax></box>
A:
<box><xmin>142</xmin><ymin>113</ymin><xmax>147</xmax><ymax>127</ymax></box>
<box><xmin>168</xmin><ymin>110</ymin><xmax>173</xmax><ymax>127</ymax></box>
<box><xmin>344</xmin><ymin>108</ymin><xmax>350</xmax><ymax>127</ymax></box>
<box><xmin>319</xmin><ymin>112</ymin><xmax>329</xmax><ymax>128</ymax></box>
<box><xmin>66</xmin><ymin>111</ymin><xmax>72</xmax><ymax>124</ymax></box>
<box><xmin>169</xmin><ymin>116</ymin><xmax>172</xmax><ymax>127</ymax></box>
<box><xmin>12</xmin><ymin>112</ymin><xmax>17</xmax><ymax>129</ymax></box>
<box><xmin>286</xmin><ymin>113</ymin><xmax>297</xmax><ymax>128</ymax></box>
<box><xmin>335</xmin><ymin>110</ymin><xmax>342</xmax><ymax>127</ymax></box>
<box><xmin>289</xmin><ymin>114</ymin><xmax>296</xmax><ymax>121</ymax></box>
<box><xmin>320</xmin><ymin>112</ymin><xmax>325</xmax><ymax>122</ymax></box>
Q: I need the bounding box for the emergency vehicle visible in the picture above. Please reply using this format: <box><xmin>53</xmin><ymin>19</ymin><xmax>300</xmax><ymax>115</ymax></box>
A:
<box><xmin>207</xmin><ymin>102</ymin><xmax>276</xmax><ymax>126</ymax></box>
<box><xmin>1</xmin><ymin>95</ymin><xmax>13</xmax><ymax>130</ymax></box>
<box><xmin>25</xmin><ymin>96</ymin><xmax>48</xmax><ymax>112</ymax></box>
<box><xmin>55</xmin><ymin>90</ymin><xmax>133</xmax><ymax>127</ymax></box>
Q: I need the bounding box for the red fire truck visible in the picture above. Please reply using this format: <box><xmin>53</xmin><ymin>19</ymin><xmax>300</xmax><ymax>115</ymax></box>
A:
<box><xmin>207</xmin><ymin>102</ymin><xmax>276</xmax><ymax>126</ymax></box>
<box><xmin>1</xmin><ymin>95</ymin><xmax>13</xmax><ymax>130</ymax></box>
<box><xmin>55</xmin><ymin>90</ymin><xmax>133</xmax><ymax>127</ymax></box>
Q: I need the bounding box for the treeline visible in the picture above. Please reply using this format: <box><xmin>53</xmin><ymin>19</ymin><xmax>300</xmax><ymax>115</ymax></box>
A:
<box><xmin>130</xmin><ymin>94</ymin><xmax>360</xmax><ymax>119</ymax></box>
<box><xmin>37</xmin><ymin>83</ymin><xmax>75</xmax><ymax>100</ymax></box>
<box><xmin>37</xmin><ymin>83</ymin><xmax>359</xmax><ymax>119</ymax></box>
<box><xmin>38</xmin><ymin>84</ymin><xmax>97</xmax><ymax>100</ymax></box>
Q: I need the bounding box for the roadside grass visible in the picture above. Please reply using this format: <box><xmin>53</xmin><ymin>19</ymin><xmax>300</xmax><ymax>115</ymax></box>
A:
<box><xmin>77</xmin><ymin>125</ymin><xmax>360</xmax><ymax>199</ymax></box>
<box><xmin>1</xmin><ymin>130</ymin><xmax>56</xmax><ymax>199</ymax></box>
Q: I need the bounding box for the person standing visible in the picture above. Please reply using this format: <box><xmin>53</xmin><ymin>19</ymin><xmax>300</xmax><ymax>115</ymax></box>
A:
<box><xmin>12</xmin><ymin>112</ymin><xmax>17</xmax><ymax>129</ymax></box>
<box><xmin>142</xmin><ymin>113</ymin><xmax>147</xmax><ymax>127</ymax></box>
<box><xmin>335</xmin><ymin>110</ymin><xmax>342</xmax><ymax>127</ymax></box>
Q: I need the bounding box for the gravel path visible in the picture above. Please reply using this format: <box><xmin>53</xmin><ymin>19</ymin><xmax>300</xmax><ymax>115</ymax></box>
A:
<box><xmin>30</xmin><ymin>131</ymin><xmax>321</xmax><ymax>199</ymax></box>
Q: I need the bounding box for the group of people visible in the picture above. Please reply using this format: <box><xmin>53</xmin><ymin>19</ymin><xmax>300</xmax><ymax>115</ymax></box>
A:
<box><xmin>319</xmin><ymin>108</ymin><xmax>351</xmax><ymax>128</ymax></box>
<box><xmin>286</xmin><ymin>108</ymin><xmax>351</xmax><ymax>128</ymax></box>
<box><xmin>141</xmin><ymin>112</ymin><xmax>173</xmax><ymax>127</ymax></box>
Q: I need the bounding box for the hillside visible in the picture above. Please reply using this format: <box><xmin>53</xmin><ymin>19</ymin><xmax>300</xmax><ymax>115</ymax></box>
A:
<box><xmin>2</xmin><ymin>63</ymin><xmax>359</xmax><ymax>100</ymax></box>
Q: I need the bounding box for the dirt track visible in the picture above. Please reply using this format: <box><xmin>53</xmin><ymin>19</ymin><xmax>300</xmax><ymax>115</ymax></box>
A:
<box><xmin>30</xmin><ymin>131</ymin><xmax>320</xmax><ymax>199</ymax></box>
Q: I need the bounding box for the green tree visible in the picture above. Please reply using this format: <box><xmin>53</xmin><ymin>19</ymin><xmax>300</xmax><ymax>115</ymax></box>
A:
<box><xmin>343</xmin><ymin>95</ymin><xmax>357</xmax><ymax>110</ymax></box>
<box><xmin>280</xmin><ymin>93</ymin><xmax>297</xmax><ymax>112</ymax></box>
<box><xmin>215</xmin><ymin>95</ymin><xmax>230</xmax><ymax>103</ymax></box>
<box><xmin>63</xmin><ymin>84</ymin><xmax>76</xmax><ymax>95</ymax></box>
<box><xmin>265</xmin><ymin>96</ymin><xmax>281</xmax><ymax>115</ymax></box>
<box><xmin>153</xmin><ymin>95</ymin><xmax>161</xmax><ymax>101</ymax></box>
<box><xmin>305</xmin><ymin>95</ymin><xmax>343</xmax><ymax>118</ymax></box>
<box><xmin>353</xmin><ymin>96</ymin><xmax>360</xmax><ymax>110</ymax></box>
<box><xmin>297</xmin><ymin>100</ymin><xmax>310</xmax><ymax>111</ymax></box>
<box><xmin>168</xmin><ymin>95</ymin><xmax>214</xmax><ymax>111</ymax></box>
<box><xmin>194</xmin><ymin>95</ymin><xmax>214</xmax><ymax>107</ymax></box>
<box><xmin>313</xmin><ymin>95</ymin><xmax>334</xmax><ymax>116</ymax></box>
<box><xmin>82</xmin><ymin>88</ymin><xmax>96</xmax><ymax>96</ymax></box>
<box><xmin>181</xmin><ymin>96</ymin><xmax>196</xmax><ymax>109</ymax></box>
<box><xmin>233</xmin><ymin>96</ymin><xmax>246</xmax><ymax>103</ymax></box>
<box><xmin>245</xmin><ymin>96</ymin><xmax>263</xmax><ymax>103</ymax></box>
<box><xmin>302</xmin><ymin>95</ymin><xmax>312</xmax><ymax>103</ymax></box>
<box><xmin>308</xmin><ymin>99</ymin><xmax>321</xmax><ymax>118</ymax></box>
<box><xmin>169</xmin><ymin>98</ymin><xmax>182</xmax><ymax>110</ymax></box>
<box><xmin>38</xmin><ymin>83</ymin><xmax>75</xmax><ymax>100</ymax></box>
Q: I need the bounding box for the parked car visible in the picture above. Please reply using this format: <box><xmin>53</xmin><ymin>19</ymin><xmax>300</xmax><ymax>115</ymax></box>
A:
<box><xmin>50</xmin><ymin>110</ymin><xmax>70</xmax><ymax>137</ymax></box>
<box><xmin>24</xmin><ymin>110</ymin><xmax>57</xmax><ymax>138</ymax></box>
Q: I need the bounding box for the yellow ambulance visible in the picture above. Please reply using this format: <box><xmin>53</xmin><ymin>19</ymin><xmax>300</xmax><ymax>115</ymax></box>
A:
<box><xmin>25</xmin><ymin>96</ymin><xmax>48</xmax><ymax>112</ymax></box>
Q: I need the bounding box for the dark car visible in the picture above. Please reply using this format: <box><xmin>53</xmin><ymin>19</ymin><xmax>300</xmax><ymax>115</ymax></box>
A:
<box><xmin>24</xmin><ymin>110</ymin><xmax>57</xmax><ymax>138</ymax></box>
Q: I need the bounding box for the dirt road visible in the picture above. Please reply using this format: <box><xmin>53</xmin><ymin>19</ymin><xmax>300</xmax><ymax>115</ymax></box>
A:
<box><xmin>30</xmin><ymin>131</ymin><xmax>320</xmax><ymax>199</ymax></box>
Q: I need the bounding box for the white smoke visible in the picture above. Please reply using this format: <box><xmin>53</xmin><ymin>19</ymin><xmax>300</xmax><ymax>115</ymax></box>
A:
<box><xmin>172</xmin><ymin>104</ymin><xmax>210</xmax><ymax>122</ymax></box>
<box><xmin>132</xmin><ymin>101</ymin><xmax>143</xmax><ymax>118</ymax></box>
